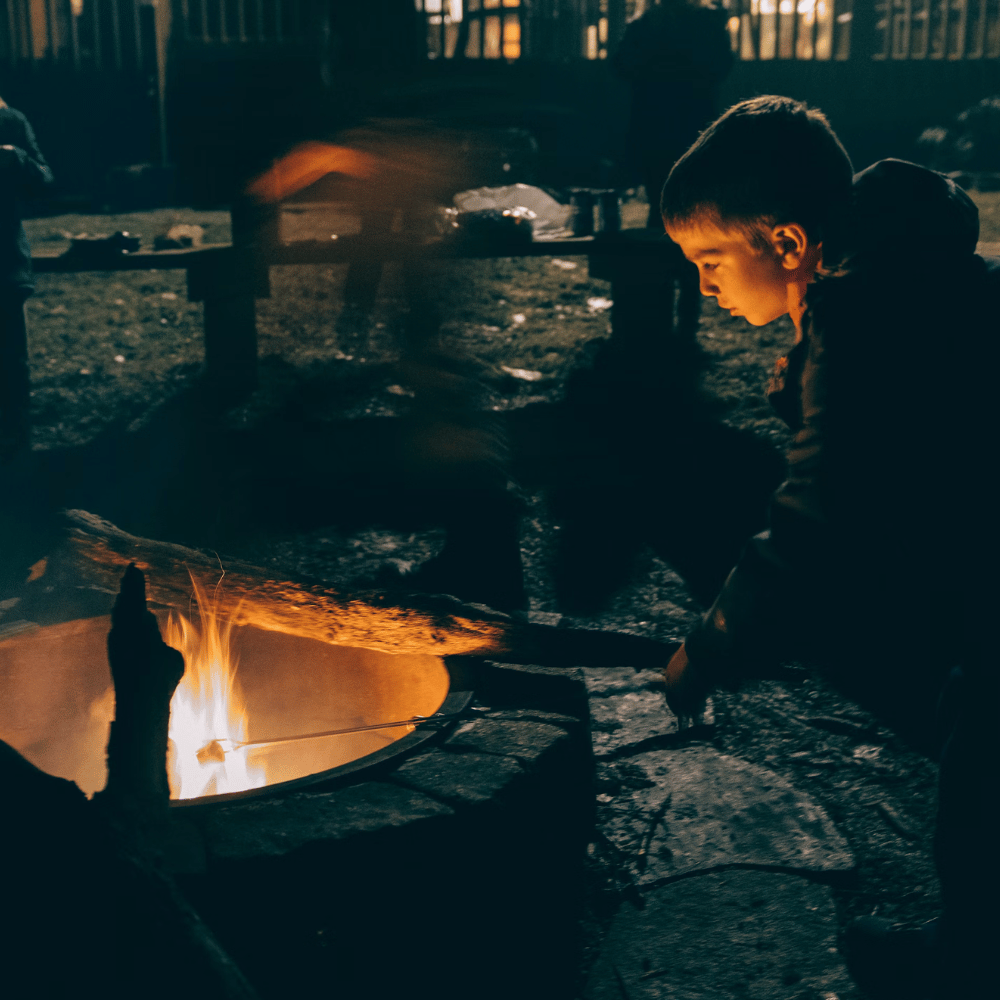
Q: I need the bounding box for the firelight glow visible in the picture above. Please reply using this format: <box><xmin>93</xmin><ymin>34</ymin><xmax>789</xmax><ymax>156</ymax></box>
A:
<box><xmin>165</xmin><ymin>581</ymin><xmax>266</xmax><ymax>800</ymax></box>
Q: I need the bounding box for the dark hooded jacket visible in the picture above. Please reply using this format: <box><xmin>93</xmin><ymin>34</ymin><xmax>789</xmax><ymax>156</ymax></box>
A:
<box><xmin>0</xmin><ymin>105</ymin><xmax>53</xmax><ymax>292</ymax></box>
<box><xmin>684</xmin><ymin>160</ymin><xmax>1000</xmax><ymax>699</ymax></box>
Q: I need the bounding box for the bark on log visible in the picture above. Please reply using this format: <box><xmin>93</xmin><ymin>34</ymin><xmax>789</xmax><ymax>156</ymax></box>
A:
<box><xmin>39</xmin><ymin>509</ymin><xmax>509</xmax><ymax>657</ymax></box>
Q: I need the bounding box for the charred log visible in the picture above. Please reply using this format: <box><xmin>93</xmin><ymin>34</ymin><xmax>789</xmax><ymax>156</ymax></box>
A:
<box><xmin>94</xmin><ymin>563</ymin><xmax>184</xmax><ymax>822</ymax></box>
<box><xmin>0</xmin><ymin>740</ymin><xmax>259</xmax><ymax>999</ymax></box>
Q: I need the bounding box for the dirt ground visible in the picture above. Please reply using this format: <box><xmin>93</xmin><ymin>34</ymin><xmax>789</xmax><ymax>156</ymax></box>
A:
<box><xmin>17</xmin><ymin>188</ymin><xmax>1000</xmax><ymax>996</ymax></box>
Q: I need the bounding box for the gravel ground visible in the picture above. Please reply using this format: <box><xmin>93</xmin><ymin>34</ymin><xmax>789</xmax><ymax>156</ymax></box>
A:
<box><xmin>18</xmin><ymin>188</ymin><xmax>998</xmax><ymax>997</ymax></box>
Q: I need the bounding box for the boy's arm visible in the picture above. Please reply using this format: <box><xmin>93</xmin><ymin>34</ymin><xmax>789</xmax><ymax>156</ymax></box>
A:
<box><xmin>665</xmin><ymin>332</ymin><xmax>829</xmax><ymax>716</ymax></box>
<box><xmin>664</xmin><ymin>527</ymin><xmax>803</xmax><ymax>716</ymax></box>
<box><xmin>0</xmin><ymin>112</ymin><xmax>54</xmax><ymax>196</ymax></box>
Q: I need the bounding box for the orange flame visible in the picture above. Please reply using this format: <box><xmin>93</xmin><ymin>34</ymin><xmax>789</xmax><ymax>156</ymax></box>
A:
<box><xmin>165</xmin><ymin>580</ymin><xmax>265</xmax><ymax>800</ymax></box>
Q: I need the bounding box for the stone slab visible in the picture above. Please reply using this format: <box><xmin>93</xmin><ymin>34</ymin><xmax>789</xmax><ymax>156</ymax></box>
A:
<box><xmin>597</xmin><ymin>746</ymin><xmax>854</xmax><ymax>884</ymax></box>
<box><xmin>584</xmin><ymin>870</ymin><xmax>859</xmax><ymax>999</ymax></box>
<box><xmin>477</xmin><ymin>660</ymin><xmax>588</xmax><ymax>717</ymax></box>
<box><xmin>443</xmin><ymin>716</ymin><xmax>572</xmax><ymax>766</ymax></box>
<box><xmin>201</xmin><ymin>781</ymin><xmax>452</xmax><ymax>863</ymax></box>
<box><xmin>391</xmin><ymin>748</ymin><xmax>525</xmax><ymax>806</ymax></box>
<box><xmin>584</xmin><ymin>667</ymin><xmax>714</xmax><ymax>758</ymax></box>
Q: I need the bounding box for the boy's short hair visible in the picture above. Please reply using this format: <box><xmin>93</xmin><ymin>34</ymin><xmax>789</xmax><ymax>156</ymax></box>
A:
<box><xmin>660</xmin><ymin>95</ymin><xmax>853</xmax><ymax>247</ymax></box>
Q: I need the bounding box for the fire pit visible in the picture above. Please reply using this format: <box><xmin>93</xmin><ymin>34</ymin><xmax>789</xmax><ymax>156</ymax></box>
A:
<box><xmin>0</xmin><ymin>605</ymin><xmax>463</xmax><ymax>804</ymax></box>
<box><xmin>0</xmin><ymin>511</ymin><xmax>677</xmax><ymax>1000</ymax></box>
<box><xmin>0</xmin><ymin>509</ymin><xmax>501</xmax><ymax>807</ymax></box>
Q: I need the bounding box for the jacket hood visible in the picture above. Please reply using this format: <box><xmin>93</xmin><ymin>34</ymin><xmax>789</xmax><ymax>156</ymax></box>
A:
<box><xmin>823</xmin><ymin>158</ymin><xmax>979</xmax><ymax>269</ymax></box>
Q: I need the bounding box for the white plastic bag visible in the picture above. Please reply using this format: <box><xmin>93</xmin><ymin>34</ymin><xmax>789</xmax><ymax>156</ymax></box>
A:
<box><xmin>452</xmin><ymin>183</ymin><xmax>573</xmax><ymax>240</ymax></box>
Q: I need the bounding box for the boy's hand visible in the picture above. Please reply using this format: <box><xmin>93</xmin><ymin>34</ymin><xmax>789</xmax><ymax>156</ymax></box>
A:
<box><xmin>663</xmin><ymin>643</ymin><xmax>712</xmax><ymax>718</ymax></box>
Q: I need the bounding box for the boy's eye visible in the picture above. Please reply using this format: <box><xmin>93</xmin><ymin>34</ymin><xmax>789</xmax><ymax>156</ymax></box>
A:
<box><xmin>701</xmin><ymin>262</ymin><xmax>718</xmax><ymax>271</ymax></box>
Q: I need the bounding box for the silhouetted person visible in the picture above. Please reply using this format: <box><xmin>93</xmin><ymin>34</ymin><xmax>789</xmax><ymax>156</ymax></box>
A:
<box><xmin>613</xmin><ymin>0</ymin><xmax>733</xmax><ymax>339</ymax></box>
<box><xmin>0</xmin><ymin>97</ymin><xmax>53</xmax><ymax>458</ymax></box>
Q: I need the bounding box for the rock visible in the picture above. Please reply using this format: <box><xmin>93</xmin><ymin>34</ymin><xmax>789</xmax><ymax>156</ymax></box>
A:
<box><xmin>525</xmin><ymin>610</ymin><xmax>563</xmax><ymax>627</ymax></box>
<box><xmin>584</xmin><ymin>870</ymin><xmax>857</xmax><ymax>999</ymax></box>
<box><xmin>584</xmin><ymin>666</ymin><xmax>665</xmax><ymax>698</ymax></box>
<box><xmin>647</xmin><ymin>598</ymin><xmax>697</xmax><ymax>628</ymax></box>
<box><xmin>443</xmin><ymin>715</ymin><xmax>572</xmax><ymax>765</ymax></box>
<box><xmin>201</xmin><ymin>781</ymin><xmax>452</xmax><ymax>862</ymax></box>
<box><xmin>596</xmin><ymin>746</ymin><xmax>854</xmax><ymax>885</ymax></box>
<box><xmin>391</xmin><ymin>748</ymin><xmax>524</xmax><ymax>805</ymax></box>
<box><xmin>584</xmin><ymin>667</ymin><xmax>714</xmax><ymax>758</ymax></box>
<box><xmin>154</xmin><ymin>224</ymin><xmax>205</xmax><ymax>251</ymax></box>
<box><xmin>477</xmin><ymin>660</ymin><xmax>588</xmax><ymax>717</ymax></box>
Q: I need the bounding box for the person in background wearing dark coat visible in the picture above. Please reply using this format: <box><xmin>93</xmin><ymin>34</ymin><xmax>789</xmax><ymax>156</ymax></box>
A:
<box><xmin>613</xmin><ymin>0</ymin><xmax>734</xmax><ymax>340</ymax></box>
<box><xmin>0</xmin><ymin>97</ymin><xmax>53</xmax><ymax>459</ymax></box>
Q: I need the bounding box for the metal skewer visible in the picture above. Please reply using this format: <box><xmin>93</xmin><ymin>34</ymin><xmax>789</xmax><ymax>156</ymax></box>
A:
<box><xmin>195</xmin><ymin>711</ymin><xmax>464</xmax><ymax>764</ymax></box>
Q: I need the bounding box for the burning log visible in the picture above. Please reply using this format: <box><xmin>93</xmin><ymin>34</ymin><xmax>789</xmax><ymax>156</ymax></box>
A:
<box><xmin>27</xmin><ymin>510</ymin><xmax>677</xmax><ymax>671</ymax></box>
<box><xmin>37</xmin><ymin>509</ymin><xmax>507</xmax><ymax>656</ymax></box>
<box><xmin>94</xmin><ymin>563</ymin><xmax>184</xmax><ymax>822</ymax></box>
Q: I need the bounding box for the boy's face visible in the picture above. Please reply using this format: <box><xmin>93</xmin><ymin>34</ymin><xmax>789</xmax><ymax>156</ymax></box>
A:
<box><xmin>665</xmin><ymin>217</ymin><xmax>794</xmax><ymax>327</ymax></box>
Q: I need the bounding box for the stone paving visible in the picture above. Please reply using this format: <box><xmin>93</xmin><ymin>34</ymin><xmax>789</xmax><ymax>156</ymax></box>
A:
<box><xmin>582</xmin><ymin>667</ymin><xmax>862</xmax><ymax>1000</ymax></box>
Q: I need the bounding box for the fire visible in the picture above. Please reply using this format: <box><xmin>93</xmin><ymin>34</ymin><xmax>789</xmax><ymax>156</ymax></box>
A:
<box><xmin>165</xmin><ymin>580</ymin><xmax>266</xmax><ymax>800</ymax></box>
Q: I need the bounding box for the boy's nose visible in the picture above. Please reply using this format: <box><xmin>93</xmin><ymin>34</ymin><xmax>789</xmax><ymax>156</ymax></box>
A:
<box><xmin>699</xmin><ymin>274</ymin><xmax>719</xmax><ymax>296</ymax></box>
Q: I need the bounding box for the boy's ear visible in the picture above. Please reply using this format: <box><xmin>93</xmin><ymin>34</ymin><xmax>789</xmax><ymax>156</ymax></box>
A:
<box><xmin>770</xmin><ymin>223</ymin><xmax>811</xmax><ymax>270</ymax></box>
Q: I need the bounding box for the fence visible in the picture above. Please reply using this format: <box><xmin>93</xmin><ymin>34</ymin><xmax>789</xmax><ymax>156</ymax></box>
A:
<box><xmin>172</xmin><ymin>0</ymin><xmax>316</xmax><ymax>45</ymax></box>
<box><xmin>0</xmin><ymin>0</ymin><xmax>316</xmax><ymax>65</ymax></box>
<box><xmin>1</xmin><ymin>0</ymin><xmax>156</xmax><ymax>69</ymax></box>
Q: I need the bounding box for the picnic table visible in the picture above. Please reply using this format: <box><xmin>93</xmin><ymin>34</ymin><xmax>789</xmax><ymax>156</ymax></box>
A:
<box><xmin>33</xmin><ymin>222</ymin><xmax>683</xmax><ymax>399</ymax></box>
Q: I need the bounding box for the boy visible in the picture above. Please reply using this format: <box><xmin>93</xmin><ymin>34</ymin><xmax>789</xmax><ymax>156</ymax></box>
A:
<box><xmin>0</xmin><ymin>96</ymin><xmax>53</xmax><ymax>458</ymax></box>
<box><xmin>659</xmin><ymin>96</ymin><xmax>998</xmax><ymax>999</ymax></box>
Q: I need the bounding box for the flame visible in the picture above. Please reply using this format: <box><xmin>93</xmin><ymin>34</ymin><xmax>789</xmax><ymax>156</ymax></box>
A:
<box><xmin>165</xmin><ymin>580</ymin><xmax>266</xmax><ymax>800</ymax></box>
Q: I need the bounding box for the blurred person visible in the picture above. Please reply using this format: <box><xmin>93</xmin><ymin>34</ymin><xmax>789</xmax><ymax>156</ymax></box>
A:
<box><xmin>246</xmin><ymin>129</ymin><xmax>526</xmax><ymax>611</ymax></box>
<box><xmin>0</xmin><ymin>96</ymin><xmax>53</xmax><ymax>459</ymax></box>
<box><xmin>659</xmin><ymin>95</ymin><xmax>998</xmax><ymax>999</ymax></box>
<box><xmin>613</xmin><ymin>0</ymin><xmax>734</xmax><ymax>341</ymax></box>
